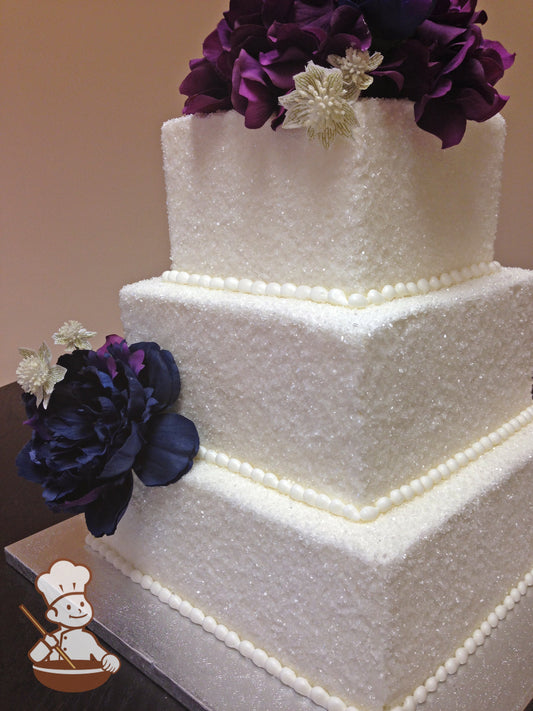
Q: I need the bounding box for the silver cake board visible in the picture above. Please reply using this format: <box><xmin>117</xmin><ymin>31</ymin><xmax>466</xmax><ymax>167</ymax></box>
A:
<box><xmin>5</xmin><ymin>515</ymin><xmax>533</xmax><ymax>711</ymax></box>
<box><xmin>5</xmin><ymin>515</ymin><xmax>321</xmax><ymax>711</ymax></box>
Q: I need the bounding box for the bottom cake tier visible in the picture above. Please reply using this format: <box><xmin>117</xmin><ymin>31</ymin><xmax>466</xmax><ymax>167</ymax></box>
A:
<box><xmin>103</xmin><ymin>415</ymin><xmax>533</xmax><ymax>711</ymax></box>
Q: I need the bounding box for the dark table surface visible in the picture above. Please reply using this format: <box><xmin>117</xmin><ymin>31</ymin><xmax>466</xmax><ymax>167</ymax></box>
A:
<box><xmin>1</xmin><ymin>381</ymin><xmax>187</xmax><ymax>711</ymax></box>
<box><xmin>2</xmin><ymin>380</ymin><xmax>532</xmax><ymax>711</ymax></box>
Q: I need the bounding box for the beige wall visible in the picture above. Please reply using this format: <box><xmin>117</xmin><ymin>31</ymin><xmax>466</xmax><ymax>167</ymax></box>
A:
<box><xmin>1</xmin><ymin>0</ymin><xmax>531</xmax><ymax>385</ymax></box>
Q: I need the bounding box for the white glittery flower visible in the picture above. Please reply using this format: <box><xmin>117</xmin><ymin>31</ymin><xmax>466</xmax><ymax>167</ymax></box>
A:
<box><xmin>279</xmin><ymin>61</ymin><xmax>357</xmax><ymax>149</ymax></box>
<box><xmin>328</xmin><ymin>48</ymin><xmax>384</xmax><ymax>100</ymax></box>
<box><xmin>53</xmin><ymin>320</ymin><xmax>96</xmax><ymax>352</ymax></box>
<box><xmin>16</xmin><ymin>342</ymin><xmax>67</xmax><ymax>408</ymax></box>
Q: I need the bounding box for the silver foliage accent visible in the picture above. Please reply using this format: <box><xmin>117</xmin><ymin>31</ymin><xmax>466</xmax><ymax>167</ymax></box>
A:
<box><xmin>53</xmin><ymin>320</ymin><xmax>97</xmax><ymax>352</ymax></box>
<box><xmin>16</xmin><ymin>342</ymin><xmax>67</xmax><ymax>408</ymax></box>
<box><xmin>279</xmin><ymin>50</ymin><xmax>383</xmax><ymax>148</ymax></box>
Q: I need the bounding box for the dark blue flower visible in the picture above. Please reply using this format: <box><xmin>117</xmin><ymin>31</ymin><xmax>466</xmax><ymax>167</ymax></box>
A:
<box><xmin>338</xmin><ymin>0</ymin><xmax>436</xmax><ymax>39</ymax></box>
<box><xmin>16</xmin><ymin>336</ymin><xmax>199</xmax><ymax>537</ymax></box>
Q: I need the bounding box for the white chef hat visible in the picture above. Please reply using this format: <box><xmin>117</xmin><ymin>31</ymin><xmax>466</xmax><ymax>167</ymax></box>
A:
<box><xmin>36</xmin><ymin>559</ymin><xmax>91</xmax><ymax>608</ymax></box>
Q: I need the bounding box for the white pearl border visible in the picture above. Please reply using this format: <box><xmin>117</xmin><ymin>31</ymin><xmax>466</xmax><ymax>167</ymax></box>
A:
<box><xmin>161</xmin><ymin>261</ymin><xmax>500</xmax><ymax>309</ymax></box>
<box><xmin>86</xmin><ymin>534</ymin><xmax>533</xmax><ymax>711</ymax></box>
<box><xmin>197</xmin><ymin>405</ymin><xmax>533</xmax><ymax>524</ymax></box>
<box><xmin>391</xmin><ymin>567</ymin><xmax>533</xmax><ymax>711</ymax></box>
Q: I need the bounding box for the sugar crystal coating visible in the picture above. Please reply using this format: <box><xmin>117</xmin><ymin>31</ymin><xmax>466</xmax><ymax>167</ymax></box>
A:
<box><xmin>163</xmin><ymin>102</ymin><xmax>505</xmax><ymax>295</ymax></box>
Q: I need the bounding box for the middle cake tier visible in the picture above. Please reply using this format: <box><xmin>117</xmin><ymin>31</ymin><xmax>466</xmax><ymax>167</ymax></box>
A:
<box><xmin>120</xmin><ymin>266</ymin><xmax>533</xmax><ymax>508</ymax></box>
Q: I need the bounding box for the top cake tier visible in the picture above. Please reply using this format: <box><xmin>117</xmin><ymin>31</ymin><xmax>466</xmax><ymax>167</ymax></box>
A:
<box><xmin>163</xmin><ymin>99</ymin><xmax>505</xmax><ymax>294</ymax></box>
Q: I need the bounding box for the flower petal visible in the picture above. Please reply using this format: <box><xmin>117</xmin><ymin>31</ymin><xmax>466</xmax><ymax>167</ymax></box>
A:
<box><xmin>134</xmin><ymin>413</ymin><xmax>199</xmax><ymax>487</ymax></box>
<box><xmin>98</xmin><ymin>423</ymin><xmax>144</xmax><ymax>480</ymax></box>
<box><xmin>131</xmin><ymin>342</ymin><xmax>181</xmax><ymax>408</ymax></box>
<box><xmin>84</xmin><ymin>473</ymin><xmax>134</xmax><ymax>537</ymax></box>
<box><xmin>415</xmin><ymin>95</ymin><xmax>467</xmax><ymax>147</ymax></box>
<box><xmin>16</xmin><ymin>441</ymin><xmax>44</xmax><ymax>483</ymax></box>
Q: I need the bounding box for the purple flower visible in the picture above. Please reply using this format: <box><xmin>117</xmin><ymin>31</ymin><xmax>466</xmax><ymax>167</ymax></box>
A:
<box><xmin>16</xmin><ymin>335</ymin><xmax>199</xmax><ymax>537</ymax></box>
<box><xmin>181</xmin><ymin>0</ymin><xmax>370</xmax><ymax>129</ymax></box>
<box><xmin>413</xmin><ymin>0</ymin><xmax>514</xmax><ymax>147</ymax></box>
<box><xmin>179</xmin><ymin>0</ymin><xmax>513</xmax><ymax>147</ymax></box>
<box><xmin>367</xmin><ymin>0</ymin><xmax>514</xmax><ymax>146</ymax></box>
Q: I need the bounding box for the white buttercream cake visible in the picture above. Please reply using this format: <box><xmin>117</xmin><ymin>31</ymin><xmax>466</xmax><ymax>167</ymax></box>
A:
<box><xmin>161</xmin><ymin>102</ymin><xmax>505</xmax><ymax>296</ymax></box>
<box><xmin>9</xmin><ymin>4</ymin><xmax>529</xmax><ymax>707</ymax></box>
<box><xmin>72</xmin><ymin>2</ymin><xmax>533</xmax><ymax>700</ymax></box>
<box><xmin>88</xmin><ymin>97</ymin><xmax>533</xmax><ymax>711</ymax></box>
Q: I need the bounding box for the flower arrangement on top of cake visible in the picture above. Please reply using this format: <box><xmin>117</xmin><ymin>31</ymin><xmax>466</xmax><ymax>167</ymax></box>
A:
<box><xmin>16</xmin><ymin>322</ymin><xmax>199</xmax><ymax>538</ymax></box>
<box><xmin>180</xmin><ymin>0</ymin><xmax>514</xmax><ymax>148</ymax></box>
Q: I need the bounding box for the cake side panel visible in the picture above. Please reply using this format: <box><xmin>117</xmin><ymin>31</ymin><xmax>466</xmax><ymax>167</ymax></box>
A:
<box><xmin>107</xmin><ymin>424</ymin><xmax>533</xmax><ymax>711</ymax></box>
<box><xmin>108</xmin><ymin>466</ymin><xmax>390</xmax><ymax>710</ymax></box>
<box><xmin>162</xmin><ymin>102</ymin><xmax>504</xmax><ymax>294</ymax></box>
<box><xmin>383</xmin><ymin>428</ymin><xmax>533</xmax><ymax>706</ymax></box>
<box><xmin>119</xmin><ymin>269</ymin><xmax>533</xmax><ymax>506</ymax></box>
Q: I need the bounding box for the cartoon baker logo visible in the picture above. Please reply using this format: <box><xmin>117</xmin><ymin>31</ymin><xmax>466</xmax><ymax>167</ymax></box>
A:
<box><xmin>19</xmin><ymin>559</ymin><xmax>120</xmax><ymax>692</ymax></box>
